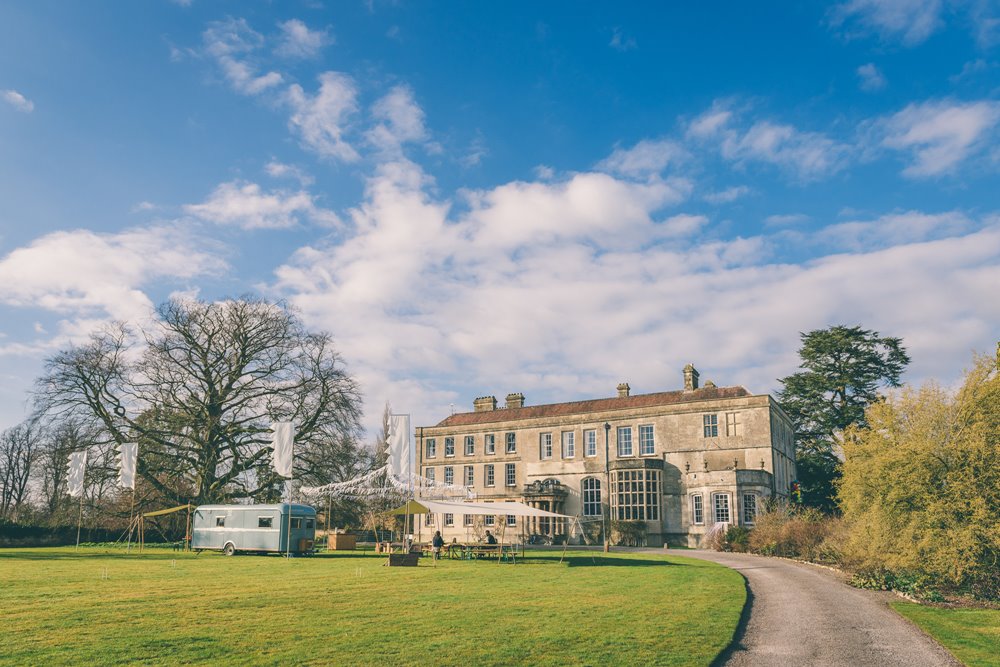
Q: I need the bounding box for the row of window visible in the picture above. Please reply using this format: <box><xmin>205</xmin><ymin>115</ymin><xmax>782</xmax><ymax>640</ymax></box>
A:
<box><xmin>425</xmin><ymin>463</ymin><xmax>517</xmax><ymax>488</ymax></box>
<box><xmin>703</xmin><ymin>412</ymin><xmax>742</xmax><ymax>438</ymax></box>
<box><xmin>430</xmin><ymin>512</ymin><xmax>521</xmax><ymax>528</ymax></box>
<box><xmin>213</xmin><ymin>516</ymin><xmax>315</xmax><ymax>530</ymax></box>
<box><xmin>426</xmin><ymin>433</ymin><xmax>514</xmax><ymax>459</ymax></box>
<box><xmin>690</xmin><ymin>493</ymin><xmax>758</xmax><ymax>525</ymax></box>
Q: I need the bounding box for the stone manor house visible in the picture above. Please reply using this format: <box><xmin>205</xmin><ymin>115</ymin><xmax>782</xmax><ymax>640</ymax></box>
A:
<box><xmin>416</xmin><ymin>365</ymin><xmax>797</xmax><ymax>547</ymax></box>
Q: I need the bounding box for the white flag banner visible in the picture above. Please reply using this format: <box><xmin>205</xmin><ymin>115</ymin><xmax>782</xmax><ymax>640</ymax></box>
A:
<box><xmin>387</xmin><ymin>414</ymin><xmax>411</xmax><ymax>479</ymax></box>
<box><xmin>271</xmin><ymin>421</ymin><xmax>294</xmax><ymax>478</ymax></box>
<box><xmin>118</xmin><ymin>443</ymin><xmax>138</xmax><ymax>490</ymax></box>
<box><xmin>67</xmin><ymin>451</ymin><xmax>88</xmax><ymax>498</ymax></box>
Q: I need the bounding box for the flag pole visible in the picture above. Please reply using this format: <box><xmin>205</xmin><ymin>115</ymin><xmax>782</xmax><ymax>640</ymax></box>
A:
<box><xmin>75</xmin><ymin>491</ymin><xmax>84</xmax><ymax>550</ymax></box>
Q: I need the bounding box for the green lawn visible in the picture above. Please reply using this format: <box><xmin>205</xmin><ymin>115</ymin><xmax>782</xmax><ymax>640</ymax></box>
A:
<box><xmin>0</xmin><ymin>547</ymin><xmax>744</xmax><ymax>667</ymax></box>
<box><xmin>892</xmin><ymin>601</ymin><xmax>1000</xmax><ymax>667</ymax></box>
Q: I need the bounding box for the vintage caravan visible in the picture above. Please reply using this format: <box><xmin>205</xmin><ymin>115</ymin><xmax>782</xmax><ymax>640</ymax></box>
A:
<box><xmin>191</xmin><ymin>503</ymin><xmax>316</xmax><ymax>555</ymax></box>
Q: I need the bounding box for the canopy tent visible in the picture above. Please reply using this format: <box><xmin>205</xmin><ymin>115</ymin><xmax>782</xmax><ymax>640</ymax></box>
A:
<box><xmin>388</xmin><ymin>498</ymin><xmax>570</xmax><ymax>519</ymax></box>
<box><xmin>132</xmin><ymin>503</ymin><xmax>195</xmax><ymax>553</ymax></box>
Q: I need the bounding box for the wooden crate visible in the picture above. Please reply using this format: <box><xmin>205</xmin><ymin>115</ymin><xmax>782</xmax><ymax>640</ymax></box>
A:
<box><xmin>327</xmin><ymin>533</ymin><xmax>357</xmax><ymax>550</ymax></box>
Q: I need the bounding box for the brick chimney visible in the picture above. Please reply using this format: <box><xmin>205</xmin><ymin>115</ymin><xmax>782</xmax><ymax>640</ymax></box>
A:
<box><xmin>505</xmin><ymin>392</ymin><xmax>525</xmax><ymax>409</ymax></box>
<box><xmin>616</xmin><ymin>382</ymin><xmax>630</xmax><ymax>398</ymax></box>
<box><xmin>683</xmin><ymin>364</ymin><xmax>700</xmax><ymax>391</ymax></box>
<box><xmin>473</xmin><ymin>395</ymin><xmax>497</xmax><ymax>412</ymax></box>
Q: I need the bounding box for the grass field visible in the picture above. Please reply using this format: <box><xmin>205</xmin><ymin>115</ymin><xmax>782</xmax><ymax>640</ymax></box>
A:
<box><xmin>891</xmin><ymin>601</ymin><xmax>1000</xmax><ymax>667</ymax></box>
<box><xmin>0</xmin><ymin>547</ymin><xmax>744</xmax><ymax>666</ymax></box>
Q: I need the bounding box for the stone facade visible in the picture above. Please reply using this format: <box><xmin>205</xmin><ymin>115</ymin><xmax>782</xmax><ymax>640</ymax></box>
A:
<box><xmin>415</xmin><ymin>366</ymin><xmax>797</xmax><ymax>547</ymax></box>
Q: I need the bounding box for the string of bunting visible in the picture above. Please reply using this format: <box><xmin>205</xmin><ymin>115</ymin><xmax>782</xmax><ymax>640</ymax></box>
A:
<box><xmin>299</xmin><ymin>463</ymin><xmax>474</xmax><ymax>499</ymax></box>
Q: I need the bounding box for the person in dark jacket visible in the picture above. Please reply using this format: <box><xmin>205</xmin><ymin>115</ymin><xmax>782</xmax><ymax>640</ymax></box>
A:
<box><xmin>432</xmin><ymin>530</ymin><xmax>445</xmax><ymax>559</ymax></box>
<box><xmin>484</xmin><ymin>530</ymin><xmax>497</xmax><ymax>545</ymax></box>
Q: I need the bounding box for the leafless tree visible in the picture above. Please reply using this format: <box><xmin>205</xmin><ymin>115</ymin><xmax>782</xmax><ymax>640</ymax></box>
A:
<box><xmin>0</xmin><ymin>421</ymin><xmax>43</xmax><ymax>521</ymax></box>
<box><xmin>36</xmin><ymin>297</ymin><xmax>364</xmax><ymax>505</ymax></box>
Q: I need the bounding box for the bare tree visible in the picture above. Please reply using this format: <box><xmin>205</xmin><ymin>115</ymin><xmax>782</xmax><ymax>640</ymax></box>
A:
<box><xmin>0</xmin><ymin>421</ymin><xmax>43</xmax><ymax>521</ymax></box>
<box><xmin>36</xmin><ymin>297</ymin><xmax>364</xmax><ymax>505</ymax></box>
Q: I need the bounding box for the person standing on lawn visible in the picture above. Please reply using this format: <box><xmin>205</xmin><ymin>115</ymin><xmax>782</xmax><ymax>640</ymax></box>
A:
<box><xmin>432</xmin><ymin>530</ymin><xmax>444</xmax><ymax>559</ymax></box>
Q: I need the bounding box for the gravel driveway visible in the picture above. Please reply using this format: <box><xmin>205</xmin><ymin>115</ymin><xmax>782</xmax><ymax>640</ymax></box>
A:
<box><xmin>671</xmin><ymin>550</ymin><xmax>962</xmax><ymax>667</ymax></box>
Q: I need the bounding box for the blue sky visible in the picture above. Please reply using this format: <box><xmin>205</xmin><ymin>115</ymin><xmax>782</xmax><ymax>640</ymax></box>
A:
<box><xmin>1</xmin><ymin>0</ymin><xmax>999</xmax><ymax>434</ymax></box>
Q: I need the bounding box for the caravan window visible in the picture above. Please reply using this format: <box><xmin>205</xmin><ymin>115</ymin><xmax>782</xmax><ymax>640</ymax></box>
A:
<box><xmin>215</xmin><ymin>516</ymin><xmax>225</xmax><ymax>527</ymax></box>
<box><xmin>291</xmin><ymin>518</ymin><xmax>302</xmax><ymax>529</ymax></box>
<box><xmin>258</xmin><ymin>516</ymin><xmax>273</xmax><ymax>528</ymax></box>
<box><xmin>306</xmin><ymin>519</ymin><xmax>314</xmax><ymax>529</ymax></box>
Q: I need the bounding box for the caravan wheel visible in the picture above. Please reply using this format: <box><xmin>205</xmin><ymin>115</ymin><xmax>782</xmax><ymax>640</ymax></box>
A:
<box><xmin>223</xmin><ymin>543</ymin><xmax>236</xmax><ymax>556</ymax></box>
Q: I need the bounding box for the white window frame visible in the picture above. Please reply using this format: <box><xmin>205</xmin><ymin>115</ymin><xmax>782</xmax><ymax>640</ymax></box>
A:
<box><xmin>464</xmin><ymin>435</ymin><xmax>475</xmax><ymax>456</ymax></box>
<box><xmin>485</xmin><ymin>433</ymin><xmax>495</xmax><ymax>455</ymax></box>
<box><xmin>485</xmin><ymin>514</ymin><xmax>495</xmax><ymax>527</ymax></box>
<box><xmin>610</xmin><ymin>469</ymin><xmax>661</xmax><ymax>521</ymax></box>
<box><xmin>426</xmin><ymin>438</ymin><xmax>437</xmax><ymax>458</ymax></box>
<box><xmin>425</xmin><ymin>467</ymin><xmax>435</xmax><ymax>483</ymax></box>
<box><xmin>582</xmin><ymin>478</ymin><xmax>602</xmax><ymax>517</ymax></box>
<box><xmin>444</xmin><ymin>466</ymin><xmax>454</xmax><ymax>485</ymax></box>
<box><xmin>444</xmin><ymin>436</ymin><xmax>455</xmax><ymax>457</ymax></box>
<box><xmin>485</xmin><ymin>464</ymin><xmax>495</xmax><ymax>487</ymax></box>
<box><xmin>464</xmin><ymin>513</ymin><xmax>474</xmax><ymax>527</ymax></box>
<box><xmin>540</xmin><ymin>432</ymin><xmax>553</xmax><ymax>459</ymax></box>
<box><xmin>464</xmin><ymin>465</ymin><xmax>474</xmax><ymax>487</ymax></box>
<box><xmin>691</xmin><ymin>494</ymin><xmax>704</xmax><ymax>525</ymax></box>
<box><xmin>505</xmin><ymin>432</ymin><xmax>516</xmax><ymax>454</ymax></box>
<box><xmin>639</xmin><ymin>424</ymin><xmax>655</xmax><ymax>456</ymax></box>
<box><xmin>561</xmin><ymin>431</ymin><xmax>575</xmax><ymax>458</ymax></box>
<box><xmin>703</xmin><ymin>414</ymin><xmax>719</xmax><ymax>438</ymax></box>
<box><xmin>713</xmin><ymin>493</ymin><xmax>731</xmax><ymax>524</ymax></box>
<box><xmin>505</xmin><ymin>463</ymin><xmax>516</xmax><ymax>487</ymax></box>
<box><xmin>444</xmin><ymin>513</ymin><xmax>454</xmax><ymax>527</ymax></box>
<box><xmin>584</xmin><ymin>429</ymin><xmax>597</xmax><ymax>457</ymax></box>
<box><xmin>742</xmin><ymin>493</ymin><xmax>758</xmax><ymax>525</ymax></box>
<box><xmin>616</xmin><ymin>426</ymin><xmax>633</xmax><ymax>457</ymax></box>
<box><xmin>506</xmin><ymin>514</ymin><xmax>516</xmax><ymax>527</ymax></box>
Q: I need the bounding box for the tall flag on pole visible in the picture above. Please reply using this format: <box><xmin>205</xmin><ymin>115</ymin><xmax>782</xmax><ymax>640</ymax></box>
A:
<box><xmin>271</xmin><ymin>422</ymin><xmax>294</xmax><ymax>478</ymax></box>
<box><xmin>67</xmin><ymin>451</ymin><xmax>88</xmax><ymax>498</ymax></box>
<box><xmin>118</xmin><ymin>443</ymin><xmax>138</xmax><ymax>490</ymax></box>
<box><xmin>387</xmin><ymin>414</ymin><xmax>411</xmax><ymax>479</ymax></box>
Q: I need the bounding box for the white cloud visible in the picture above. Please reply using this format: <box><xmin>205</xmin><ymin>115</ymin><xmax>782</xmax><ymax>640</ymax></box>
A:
<box><xmin>265</xmin><ymin>160</ymin><xmax>314</xmax><ymax>186</ymax></box>
<box><xmin>597</xmin><ymin>139</ymin><xmax>686</xmax><ymax>178</ymax></box>
<box><xmin>609</xmin><ymin>27</ymin><xmax>637</xmax><ymax>51</ymax></box>
<box><xmin>275</xmin><ymin>19</ymin><xmax>332</xmax><ymax>59</ymax></box>
<box><xmin>366</xmin><ymin>85</ymin><xmax>428</xmax><ymax>154</ymax></box>
<box><xmin>831</xmin><ymin>0</ymin><xmax>944</xmax><ymax>45</ymax></box>
<box><xmin>286</xmin><ymin>72</ymin><xmax>360</xmax><ymax>161</ymax></box>
<box><xmin>880</xmin><ymin>99</ymin><xmax>1000</xmax><ymax>177</ymax></box>
<box><xmin>689</xmin><ymin>104</ymin><xmax>851</xmax><ymax>180</ymax></box>
<box><xmin>184</xmin><ymin>180</ymin><xmax>339</xmax><ymax>229</ymax></box>
<box><xmin>268</xmin><ymin>157</ymin><xmax>1000</xmax><ymax>436</ymax></box>
<box><xmin>131</xmin><ymin>201</ymin><xmax>157</xmax><ymax>213</ymax></box>
<box><xmin>857</xmin><ymin>63</ymin><xmax>887</xmax><ymax>91</ymax></box>
<box><xmin>2</xmin><ymin>89</ymin><xmax>34</xmax><ymax>113</ymax></box>
<box><xmin>203</xmin><ymin>18</ymin><xmax>283</xmax><ymax>95</ymax></box>
<box><xmin>764</xmin><ymin>213</ymin><xmax>809</xmax><ymax>227</ymax></box>
<box><xmin>0</xmin><ymin>225</ymin><xmax>225</xmax><ymax>325</ymax></box>
<box><xmin>704</xmin><ymin>186</ymin><xmax>752</xmax><ymax>204</ymax></box>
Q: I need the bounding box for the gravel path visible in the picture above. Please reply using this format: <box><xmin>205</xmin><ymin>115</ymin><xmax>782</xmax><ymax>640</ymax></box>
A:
<box><xmin>669</xmin><ymin>549</ymin><xmax>961</xmax><ymax>667</ymax></box>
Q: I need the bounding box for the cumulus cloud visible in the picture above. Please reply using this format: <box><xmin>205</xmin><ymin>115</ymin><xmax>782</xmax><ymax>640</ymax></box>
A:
<box><xmin>2</xmin><ymin>89</ymin><xmax>34</xmax><ymax>113</ymax></box>
<box><xmin>184</xmin><ymin>180</ymin><xmax>339</xmax><ymax>229</ymax></box>
<box><xmin>879</xmin><ymin>99</ymin><xmax>1000</xmax><ymax>177</ymax></box>
<box><xmin>286</xmin><ymin>72</ymin><xmax>360</xmax><ymax>161</ymax></box>
<box><xmin>815</xmin><ymin>210</ymin><xmax>972</xmax><ymax>250</ymax></box>
<box><xmin>275</xmin><ymin>19</ymin><xmax>332</xmax><ymax>59</ymax></box>
<box><xmin>366</xmin><ymin>85</ymin><xmax>429</xmax><ymax>154</ymax></box>
<box><xmin>831</xmin><ymin>0</ymin><xmax>944</xmax><ymax>45</ymax></box>
<box><xmin>203</xmin><ymin>18</ymin><xmax>283</xmax><ymax>95</ymax></box>
<box><xmin>688</xmin><ymin>104</ymin><xmax>851</xmax><ymax>180</ymax></box>
<box><xmin>265</xmin><ymin>160</ymin><xmax>314</xmax><ymax>186</ymax></box>
<box><xmin>704</xmin><ymin>186</ymin><xmax>751</xmax><ymax>204</ymax></box>
<box><xmin>857</xmin><ymin>63</ymin><xmax>887</xmax><ymax>91</ymax></box>
<box><xmin>597</xmin><ymin>139</ymin><xmax>686</xmax><ymax>178</ymax></box>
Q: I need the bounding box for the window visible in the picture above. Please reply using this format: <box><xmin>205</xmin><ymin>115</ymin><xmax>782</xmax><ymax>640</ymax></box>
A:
<box><xmin>713</xmin><ymin>493</ymin><xmax>731</xmax><ymax>523</ymax></box>
<box><xmin>485</xmin><ymin>514</ymin><xmax>495</xmax><ymax>527</ymax></box>
<box><xmin>582</xmin><ymin>478</ymin><xmax>602</xmax><ymax>517</ymax></box>
<box><xmin>561</xmin><ymin>431</ymin><xmax>575</xmax><ymax>458</ymax></box>
<box><xmin>444</xmin><ymin>466</ymin><xmax>454</xmax><ymax>485</ymax></box>
<box><xmin>215</xmin><ymin>516</ymin><xmax>225</xmax><ymax>527</ymax></box>
<box><xmin>426</xmin><ymin>438</ymin><xmax>437</xmax><ymax>458</ymax></box>
<box><xmin>306</xmin><ymin>519</ymin><xmax>314</xmax><ymax>529</ymax></box>
<box><xmin>617</xmin><ymin>426</ymin><xmax>633</xmax><ymax>457</ymax></box>
<box><xmin>258</xmin><ymin>516</ymin><xmax>273</xmax><ymax>528</ymax></box>
<box><xmin>610</xmin><ymin>469</ymin><xmax>660</xmax><ymax>521</ymax></box>
<box><xmin>742</xmin><ymin>494</ymin><xmax>758</xmax><ymax>525</ymax></box>
<box><xmin>485</xmin><ymin>464</ymin><xmax>495</xmax><ymax>487</ymax></box>
<box><xmin>726</xmin><ymin>412</ymin><xmax>741</xmax><ymax>437</ymax></box>
<box><xmin>445</xmin><ymin>513</ymin><xmax>454</xmax><ymax>527</ymax></box>
<box><xmin>445</xmin><ymin>437</ymin><xmax>455</xmax><ymax>457</ymax></box>
<box><xmin>485</xmin><ymin>433</ymin><xmax>496</xmax><ymax>455</ymax></box>
<box><xmin>505</xmin><ymin>463</ymin><xmax>516</xmax><ymax>487</ymax></box>
<box><xmin>584</xmin><ymin>429</ymin><xmax>597</xmax><ymax>457</ymax></box>
<box><xmin>507</xmin><ymin>515</ymin><xmax>516</xmax><ymax>527</ymax></box>
<box><xmin>464</xmin><ymin>435</ymin><xmax>475</xmax><ymax>456</ymax></box>
<box><xmin>464</xmin><ymin>513</ymin><xmax>474</xmax><ymax>527</ymax></box>
<box><xmin>691</xmin><ymin>494</ymin><xmax>704</xmax><ymax>525</ymax></box>
<box><xmin>425</xmin><ymin>467</ymin><xmax>435</xmax><ymax>483</ymax></box>
<box><xmin>291</xmin><ymin>518</ymin><xmax>302</xmax><ymax>529</ymax></box>
<box><xmin>505</xmin><ymin>432</ymin><xmax>516</xmax><ymax>453</ymax></box>
<box><xmin>639</xmin><ymin>424</ymin><xmax>655</xmax><ymax>455</ymax></box>
<box><xmin>464</xmin><ymin>465</ymin><xmax>474</xmax><ymax>486</ymax></box>
<box><xmin>540</xmin><ymin>432</ymin><xmax>553</xmax><ymax>459</ymax></box>
<box><xmin>703</xmin><ymin>414</ymin><xmax>719</xmax><ymax>438</ymax></box>
<box><xmin>425</xmin><ymin>513</ymin><xmax>433</xmax><ymax>527</ymax></box>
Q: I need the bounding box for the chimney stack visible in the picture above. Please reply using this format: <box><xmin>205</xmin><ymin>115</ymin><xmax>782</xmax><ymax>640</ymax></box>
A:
<box><xmin>473</xmin><ymin>395</ymin><xmax>497</xmax><ymax>412</ymax></box>
<box><xmin>683</xmin><ymin>363</ymin><xmax>700</xmax><ymax>391</ymax></box>
<box><xmin>505</xmin><ymin>392</ymin><xmax>525</xmax><ymax>409</ymax></box>
<box><xmin>616</xmin><ymin>382</ymin><xmax>630</xmax><ymax>398</ymax></box>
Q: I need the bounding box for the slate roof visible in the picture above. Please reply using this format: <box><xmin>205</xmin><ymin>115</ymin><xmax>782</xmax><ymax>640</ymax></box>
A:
<box><xmin>433</xmin><ymin>385</ymin><xmax>752</xmax><ymax>428</ymax></box>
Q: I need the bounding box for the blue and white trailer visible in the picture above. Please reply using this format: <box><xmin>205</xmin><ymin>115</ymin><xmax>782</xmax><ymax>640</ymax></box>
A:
<box><xmin>191</xmin><ymin>503</ymin><xmax>316</xmax><ymax>555</ymax></box>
